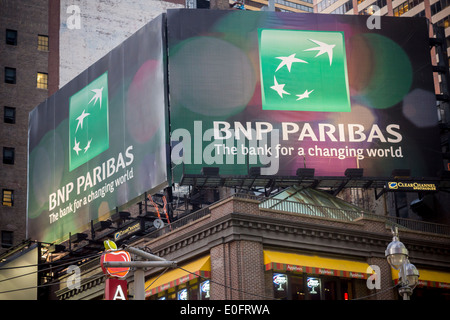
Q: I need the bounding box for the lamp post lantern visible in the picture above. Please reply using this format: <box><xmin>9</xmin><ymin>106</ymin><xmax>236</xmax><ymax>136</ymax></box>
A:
<box><xmin>385</xmin><ymin>227</ymin><xmax>419</xmax><ymax>300</ymax></box>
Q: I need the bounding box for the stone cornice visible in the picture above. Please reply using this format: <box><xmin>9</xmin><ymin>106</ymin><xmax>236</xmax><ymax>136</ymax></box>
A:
<box><xmin>144</xmin><ymin>211</ymin><xmax>450</xmax><ymax>268</ymax></box>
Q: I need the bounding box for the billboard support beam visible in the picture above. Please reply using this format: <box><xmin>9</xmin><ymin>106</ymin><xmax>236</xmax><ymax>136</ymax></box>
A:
<box><xmin>333</xmin><ymin>180</ymin><xmax>349</xmax><ymax>196</ymax></box>
<box><xmin>374</xmin><ymin>187</ymin><xmax>387</xmax><ymax>200</ymax></box>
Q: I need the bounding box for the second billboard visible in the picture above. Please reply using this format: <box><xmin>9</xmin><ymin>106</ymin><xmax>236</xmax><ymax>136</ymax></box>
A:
<box><xmin>27</xmin><ymin>16</ymin><xmax>169</xmax><ymax>243</ymax></box>
<box><xmin>167</xmin><ymin>10</ymin><xmax>442</xmax><ymax>180</ymax></box>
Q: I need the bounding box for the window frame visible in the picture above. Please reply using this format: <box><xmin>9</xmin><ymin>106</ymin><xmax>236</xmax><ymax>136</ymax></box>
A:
<box><xmin>37</xmin><ymin>72</ymin><xmax>48</xmax><ymax>89</ymax></box>
<box><xmin>6</xmin><ymin>29</ymin><xmax>17</xmax><ymax>46</ymax></box>
<box><xmin>1</xmin><ymin>230</ymin><xmax>14</xmax><ymax>248</ymax></box>
<box><xmin>3</xmin><ymin>147</ymin><xmax>15</xmax><ymax>165</ymax></box>
<box><xmin>2</xmin><ymin>189</ymin><xmax>14</xmax><ymax>207</ymax></box>
<box><xmin>4</xmin><ymin>106</ymin><xmax>16</xmax><ymax>124</ymax></box>
<box><xmin>4</xmin><ymin>67</ymin><xmax>17</xmax><ymax>84</ymax></box>
<box><xmin>37</xmin><ymin>34</ymin><xmax>49</xmax><ymax>51</ymax></box>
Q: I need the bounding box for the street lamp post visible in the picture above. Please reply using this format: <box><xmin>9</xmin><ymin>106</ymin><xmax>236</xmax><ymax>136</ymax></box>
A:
<box><xmin>385</xmin><ymin>227</ymin><xmax>420</xmax><ymax>300</ymax></box>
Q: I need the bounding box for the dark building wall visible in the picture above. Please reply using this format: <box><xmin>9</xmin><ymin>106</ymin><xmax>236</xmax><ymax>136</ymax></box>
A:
<box><xmin>48</xmin><ymin>0</ymin><xmax>60</xmax><ymax>96</ymax></box>
<box><xmin>0</xmin><ymin>0</ymin><xmax>49</xmax><ymax>253</ymax></box>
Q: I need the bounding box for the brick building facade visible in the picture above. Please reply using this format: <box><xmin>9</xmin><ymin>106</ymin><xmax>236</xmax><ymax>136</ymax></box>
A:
<box><xmin>56</xmin><ymin>193</ymin><xmax>450</xmax><ymax>300</ymax></box>
<box><xmin>0</xmin><ymin>0</ymin><xmax>50</xmax><ymax>252</ymax></box>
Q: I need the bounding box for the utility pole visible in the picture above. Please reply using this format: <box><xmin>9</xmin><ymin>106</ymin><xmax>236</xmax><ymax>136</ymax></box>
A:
<box><xmin>102</xmin><ymin>245</ymin><xmax>177</xmax><ymax>300</ymax></box>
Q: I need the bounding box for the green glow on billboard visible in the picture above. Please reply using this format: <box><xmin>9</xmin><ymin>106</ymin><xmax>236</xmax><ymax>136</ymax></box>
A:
<box><xmin>259</xmin><ymin>29</ymin><xmax>350</xmax><ymax>112</ymax></box>
<box><xmin>69</xmin><ymin>72</ymin><xmax>109</xmax><ymax>171</ymax></box>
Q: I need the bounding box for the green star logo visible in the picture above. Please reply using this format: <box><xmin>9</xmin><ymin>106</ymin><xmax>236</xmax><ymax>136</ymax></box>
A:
<box><xmin>258</xmin><ymin>29</ymin><xmax>351</xmax><ymax>112</ymax></box>
<box><xmin>69</xmin><ymin>72</ymin><xmax>109</xmax><ymax>171</ymax></box>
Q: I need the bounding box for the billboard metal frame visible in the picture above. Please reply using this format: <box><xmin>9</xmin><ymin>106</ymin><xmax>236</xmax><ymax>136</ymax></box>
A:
<box><xmin>180</xmin><ymin>170</ymin><xmax>450</xmax><ymax>197</ymax></box>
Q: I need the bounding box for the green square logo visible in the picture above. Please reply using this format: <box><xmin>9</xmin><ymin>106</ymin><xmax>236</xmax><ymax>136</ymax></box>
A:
<box><xmin>69</xmin><ymin>72</ymin><xmax>109</xmax><ymax>171</ymax></box>
<box><xmin>258</xmin><ymin>29</ymin><xmax>351</xmax><ymax>112</ymax></box>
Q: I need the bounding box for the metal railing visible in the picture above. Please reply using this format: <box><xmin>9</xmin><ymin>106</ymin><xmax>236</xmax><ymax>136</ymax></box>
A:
<box><xmin>234</xmin><ymin>194</ymin><xmax>450</xmax><ymax>236</ymax></box>
<box><xmin>142</xmin><ymin>192</ymin><xmax>450</xmax><ymax>239</ymax></box>
<box><xmin>259</xmin><ymin>197</ymin><xmax>363</xmax><ymax>222</ymax></box>
<box><xmin>147</xmin><ymin>206</ymin><xmax>211</xmax><ymax>238</ymax></box>
<box><xmin>385</xmin><ymin>215</ymin><xmax>450</xmax><ymax>235</ymax></box>
<box><xmin>248</xmin><ymin>193</ymin><xmax>450</xmax><ymax>236</ymax></box>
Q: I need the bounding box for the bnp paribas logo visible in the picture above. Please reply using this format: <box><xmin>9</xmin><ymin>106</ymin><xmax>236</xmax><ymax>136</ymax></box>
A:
<box><xmin>258</xmin><ymin>29</ymin><xmax>350</xmax><ymax>112</ymax></box>
<box><xmin>69</xmin><ymin>72</ymin><xmax>109</xmax><ymax>171</ymax></box>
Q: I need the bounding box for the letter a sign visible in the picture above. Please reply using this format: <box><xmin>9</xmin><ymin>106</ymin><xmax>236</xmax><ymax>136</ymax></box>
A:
<box><xmin>105</xmin><ymin>278</ymin><xmax>128</xmax><ymax>300</ymax></box>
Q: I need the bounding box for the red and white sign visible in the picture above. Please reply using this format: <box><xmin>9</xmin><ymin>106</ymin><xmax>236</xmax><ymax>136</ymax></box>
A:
<box><xmin>100</xmin><ymin>250</ymin><xmax>132</xmax><ymax>278</ymax></box>
<box><xmin>105</xmin><ymin>278</ymin><xmax>128</xmax><ymax>300</ymax></box>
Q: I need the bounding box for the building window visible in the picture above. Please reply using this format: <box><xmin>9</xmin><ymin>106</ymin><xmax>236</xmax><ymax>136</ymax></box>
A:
<box><xmin>200</xmin><ymin>280</ymin><xmax>210</xmax><ymax>299</ymax></box>
<box><xmin>270</xmin><ymin>272</ymin><xmax>359</xmax><ymax>300</ymax></box>
<box><xmin>415</xmin><ymin>9</ymin><xmax>426</xmax><ymax>18</ymax></box>
<box><xmin>6</xmin><ymin>29</ymin><xmax>17</xmax><ymax>45</ymax></box>
<box><xmin>4</xmin><ymin>67</ymin><xmax>16</xmax><ymax>84</ymax></box>
<box><xmin>3</xmin><ymin>147</ymin><xmax>15</xmax><ymax>165</ymax></box>
<box><xmin>4</xmin><ymin>106</ymin><xmax>16</xmax><ymax>124</ymax></box>
<box><xmin>273</xmin><ymin>273</ymin><xmax>289</xmax><ymax>299</ymax></box>
<box><xmin>1</xmin><ymin>231</ymin><xmax>13</xmax><ymax>248</ymax></box>
<box><xmin>149</xmin><ymin>278</ymin><xmax>210</xmax><ymax>300</ymax></box>
<box><xmin>37</xmin><ymin>72</ymin><xmax>48</xmax><ymax>89</ymax></box>
<box><xmin>2</xmin><ymin>189</ymin><xmax>13</xmax><ymax>207</ymax></box>
<box><xmin>393</xmin><ymin>0</ymin><xmax>425</xmax><ymax>16</ymax></box>
<box><xmin>435</xmin><ymin>14</ymin><xmax>449</xmax><ymax>28</ymax></box>
<box><xmin>38</xmin><ymin>35</ymin><xmax>49</xmax><ymax>51</ymax></box>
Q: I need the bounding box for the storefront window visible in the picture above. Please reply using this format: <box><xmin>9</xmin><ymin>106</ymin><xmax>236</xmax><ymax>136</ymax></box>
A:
<box><xmin>270</xmin><ymin>272</ymin><xmax>360</xmax><ymax>300</ymax></box>
<box><xmin>307</xmin><ymin>277</ymin><xmax>321</xmax><ymax>300</ymax></box>
<box><xmin>412</xmin><ymin>286</ymin><xmax>450</xmax><ymax>300</ymax></box>
<box><xmin>148</xmin><ymin>278</ymin><xmax>211</xmax><ymax>300</ymax></box>
<box><xmin>273</xmin><ymin>273</ymin><xmax>288</xmax><ymax>299</ymax></box>
<box><xmin>323</xmin><ymin>279</ymin><xmax>337</xmax><ymax>300</ymax></box>
<box><xmin>290</xmin><ymin>276</ymin><xmax>305</xmax><ymax>300</ymax></box>
<box><xmin>200</xmin><ymin>280</ymin><xmax>210</xmax><ymax>300</ymax></box>
<box><xmin>168</xmin><ymin>288</ymin><xmax>176</xmax><ymax>300</ymax></box>
<box><xmin>178</xmin><ymin>288</ymin><xmax>188</xmax><ymax>300</ymax></box>
<box><xmin>341</xmin><ymin>280</ymin><xmax>353</xmax><ymax>300</ymax></box>
<box><xmin>189</xmin><ymin>284</ymin><xmax>200</xmax><ymax>300</ymax></box>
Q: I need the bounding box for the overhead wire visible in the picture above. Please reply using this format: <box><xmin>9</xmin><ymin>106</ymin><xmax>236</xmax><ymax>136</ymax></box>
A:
<box><xmin>0</xmin><ymin>251</ymin><xmax>104</xmax><ymax>287</ymax></box>
<box><xmin>0</xmin><ymin>247</ymin><xmax>401</xmax><ymax>300</ymax></box>
<box><xmin>351</xmin><ymin>283</ymin><xmax>400</xmax><ymax>300</ymax></box>
<box><xmin>0</xmin><ymin>251</ymin><xmax>103</xmax><ymax>271</ymax></box>
<box><xmin>0</xmin><ymin>261</ymin><xmax>400</xmax><ymax>300</ymax></box>
<box><xmin>0</xmin><ymin>272</ymin><xmax>106</xmax><ymax>296</ymax></box>
<box><xmin>144</xmin><ymin>266</ymin><xmax>169</xmax><ymax>292</ymax></box>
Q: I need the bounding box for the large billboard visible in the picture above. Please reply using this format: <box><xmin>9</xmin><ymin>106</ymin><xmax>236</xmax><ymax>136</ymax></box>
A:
<box><xmin>27</xmin><ymin>15</ymin><xmax>168</xmax><ymax>243</ymax></box>
<box><xmin>167</xmin><ymin>10</ymin><xmax>442</xmax><ymax>180</ymax></box>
